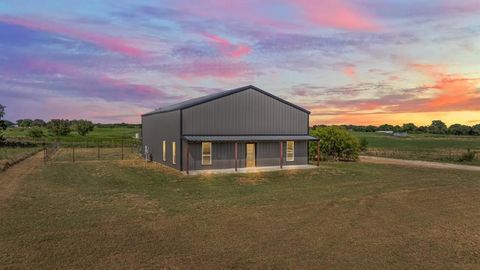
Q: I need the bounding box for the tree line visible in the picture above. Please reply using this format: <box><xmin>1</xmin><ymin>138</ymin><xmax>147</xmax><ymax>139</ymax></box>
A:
<box><xmin>313</xmin><ymin>120</ymin><xmax>480</xmax><ymax>136</ymax></box>
<box><xmin>18</xmin><ymin>119</ymin><xmax>95</xmax><ymax>138</ymax></box>
<box><xmin>11</xmin><ymin>119</ymin><xmax>139</xmax><ymax>129</ymax></box>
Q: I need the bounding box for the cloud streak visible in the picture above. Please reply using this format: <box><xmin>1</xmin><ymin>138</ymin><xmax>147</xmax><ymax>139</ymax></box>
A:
<box><xmin>0</xmin><ymin>15</ymin><xmax>146</xmax><ymax>57</ymax></box>
<box><xmin>288</xmin><ymin>0</ymin><xmax>380</xmax><ymax>31</ymax></box>
<box><xmin>203</xmin><ymin>33</ymin><xmax>251</xmax><ymax>59</ymax></box>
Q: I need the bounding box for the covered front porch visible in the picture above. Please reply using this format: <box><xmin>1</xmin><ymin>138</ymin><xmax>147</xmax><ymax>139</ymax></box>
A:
<box><xmin>183</xmin><ymin>135</ymin><xmax>320</xmax><ymax>174</ymax></box>
<box><xmin>184</xmin><ymin>164</ymin><xmax>318</xmax><ymax>175</ymax></box>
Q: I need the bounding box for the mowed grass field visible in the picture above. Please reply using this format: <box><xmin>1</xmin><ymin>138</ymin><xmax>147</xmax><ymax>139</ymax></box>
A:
<box><xmin>1</xmin><ymin>158</ymin><xmax>480</xmax><ymax>269</ymax></box>
<box><xmin>353</xmin><ymin>132</ymin><xmax>480</xmax><ymax>165</ymax></box>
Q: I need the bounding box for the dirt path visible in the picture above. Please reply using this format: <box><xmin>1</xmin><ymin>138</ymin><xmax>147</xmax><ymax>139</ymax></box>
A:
<box><xmin>360</xmin><ymin>155</ymin><xmax>480</xmax><ymax>172</ymax></box>
<box><xmin>0</xmin><ymin>152</ymin><xmax>45</xmax><ymax>207</ymax></box>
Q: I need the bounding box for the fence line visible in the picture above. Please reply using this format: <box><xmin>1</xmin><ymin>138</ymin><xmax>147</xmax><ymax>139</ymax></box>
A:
<box><xmin>363</xmin><ymin>147</ymin><xmax>478</xmax><ymax>162</ymax></box>
<box><xmin>42</xmin><ymin>140</ymin><xmax>141</xmax><ymax>162</ymax></box>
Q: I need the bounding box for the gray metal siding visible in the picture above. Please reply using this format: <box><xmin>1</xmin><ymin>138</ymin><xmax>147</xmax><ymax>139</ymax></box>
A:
<box><xmin>142</xmin><ymin>110</ymin><xmax>181</xmax><ymax>170</ymax></box>
<box><xmin>182</xmin><ymin>88</ymin><xmax>308</xmax><ymax>135</ymax></box>
<box><xmin>257</xmin><ymin>141</ymin><xmax>308</xmax><ymax>167</ymax></box>
<box><xmin>184</xmin><ymin>141</ymin><xmax>308</xmax><ymax>171</ymax></box>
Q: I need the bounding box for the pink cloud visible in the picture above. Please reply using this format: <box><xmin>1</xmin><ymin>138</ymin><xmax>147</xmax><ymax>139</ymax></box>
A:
<box><xmin>0</xmin><ymin>15</ymin><xmax>146</xmax><ymax>57</ymax></box>
<box><xmin>7</xmin><ymin>56</ymin><xmax>169</xmax><ymax>102</ymax></box>
<box><xmin>175</xmin><ymin>0</ymin><xmax>299</xmax><ymax>31</ymax></box>
<box><xmin>389</xmin><ymin>75</ymin><xmax>400</xmax><ymax>81</ymax></box>
<box><xmin>203</xmin><ymin>33</ymin><xmax>251</xmax><ymax>58</ymax></box>
<box><xmin>42</xmin><ymin>96</ymin><xmax>150</xmax><ymax>123</ymax></box>
<box><xmin>172</xmin><ymin>61</ymin><xmax>255</xmax><ymax>80</ymax></box>
<box><xmin>287</xmin><ymin>0</ymin><xmax>380</xmax><ymax>31</ymax></box>
<box><xmin>343</xmin><ymin>65</ymin><xmax>356</xmax><ymax>78</ymax></box>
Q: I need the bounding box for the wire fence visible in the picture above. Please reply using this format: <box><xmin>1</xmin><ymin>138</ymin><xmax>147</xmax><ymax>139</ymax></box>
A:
<box><xmin>42</xmin><ymin>140</ymin><xmax>142</xmax><ymax>162</ymax></box>
<box><xmin>363</xmin><ymin>147</ymin><xmax>479</xmax><ymax>163</ymax></box>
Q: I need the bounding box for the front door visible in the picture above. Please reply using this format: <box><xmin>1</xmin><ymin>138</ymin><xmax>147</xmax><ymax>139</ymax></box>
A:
<box><xmin>246</xmin><ymin>143</ymin><xmax>256</xmax><ymax>167</ymax></box>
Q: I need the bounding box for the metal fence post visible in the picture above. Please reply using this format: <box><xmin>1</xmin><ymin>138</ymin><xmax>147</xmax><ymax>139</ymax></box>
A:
<box><xmin>97</xmin><ymin>142</ymin><xmax>100</xmax><ymax>160</ymax></box>
<box><xmin>121</xmin><ymin>140</ymin><xmax>124</xmax><ymax>160</ymax></box>
<box><xmin>73</xmin><ymin>146</ymin><xmax>75</xmax><ymax>162</ymax></box>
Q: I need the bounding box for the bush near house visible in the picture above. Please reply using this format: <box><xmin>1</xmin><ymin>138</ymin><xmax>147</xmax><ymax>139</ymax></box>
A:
<box><xmin>310</xmin><ymin>126</ymin><xmax>361</xmax><ymax>161</ymax></box>
<box><xmin>359</xmin><ymin>137</ymin><xmax>368</xmax><ymax>151</ymax></box>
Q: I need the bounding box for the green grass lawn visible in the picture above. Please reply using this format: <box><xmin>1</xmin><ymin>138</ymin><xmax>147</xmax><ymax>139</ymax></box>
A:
<box><xmin>4</xmin><ymin>126</ymin><xmax>141</xmax><ymax>143</ymax></box>
<box><xmin>0</xmin><ymin>146</ymin><xmax>41</xmax><ymax>170</ymax></box>
<box><xmin>353</xmin><ymin>131</ymin><xmax>480</xmax><ymax>165</ymax></box>
<box><xmin>1</xmin><ymin>159</ymin><xmax>480</xmax><ymax>269</ymax></box>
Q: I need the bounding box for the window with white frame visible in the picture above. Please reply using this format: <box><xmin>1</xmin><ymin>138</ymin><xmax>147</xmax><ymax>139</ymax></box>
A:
<box><xmin>162</xmin><ymin>141</ymin><xmax>166</xmax><ymax>161</ymax></box>
<box><xmin>286</xmin><ymin>141</ymin><xmax>294</xmax><ymax>161</ymax></box>
<box><xmin>172</xmin><ymin>142</ymin><xmax>176</xmax><ymax>164</ymax></box>
<box><xmin>202</xmin><ymin>142</ymin><xmax>212</xmax><ymax>165</ymax></box>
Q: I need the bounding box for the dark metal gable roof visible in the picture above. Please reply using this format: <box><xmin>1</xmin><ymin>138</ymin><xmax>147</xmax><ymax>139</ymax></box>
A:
<box><xmin>142</xmin><ymin>85</ymin><xmax>310</xmax><ymax>116</ymax></box>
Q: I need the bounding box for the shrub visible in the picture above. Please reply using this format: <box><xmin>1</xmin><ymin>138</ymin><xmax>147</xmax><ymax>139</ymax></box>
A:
<box><xmin>27</xmin><ymin>127</ymin><xmax>45</xmax><ymax>138</ymax></box>
<box><xmin>310</xmin><ymin>126</ymin><xmax>361</xmax><ymax>161</ymax></box>
<box><xmin>47</xmin><ymin>119</ymin><xmax>71</xmax><ymax>136</ymax></box>
<box><xmin>458</xmin><ymin>149</ymin><xmax>476</xmax><ymax>162</ymax></box>
<box><xmin>359</xmin><ymin>137</ymin><xmax>368</xmax><ymax>151</ymax></box>
<box><xmin>73</xmin><ymin>119</ymin><xmax>94</xmax><ymax>136</ymax></box>
<box><xmin>0</xmin><ymin>104</ymin><xmax>5</xmax><ymax>142</ymax></box>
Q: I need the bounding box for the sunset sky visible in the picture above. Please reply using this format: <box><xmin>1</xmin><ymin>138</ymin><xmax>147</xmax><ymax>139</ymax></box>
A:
<box><xmin>0</xmin><ymin>0</ymin><xmax>479</xmax><ymax>125</ymax></box>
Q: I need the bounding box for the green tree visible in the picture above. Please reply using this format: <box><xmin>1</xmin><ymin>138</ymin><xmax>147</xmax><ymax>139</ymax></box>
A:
<box><xmin>402</xmin><ymin>123</ymin><xmax>417</xmax><ymax>133</ymax></box>
<box><xmin>0</xmin><ymin>104</ymin><xmax>6</xmax><ymax>142</ymax></box>
<box><xmin>47</xmin><ymin>119</ymin><xmax>71</xmax><ymax>136</ymax></box>
<box><xmin>428</xmin><ymin>120</ymin><xmax>447</xmax><ymax>134</ymax></box>
<box><xmin>448</xmin><ymin>124</ymin><xmax>471</xmax><ymax>135</ymax></box>
<box><xmin>378</xmin><ymin>124</ymin><xmax>394</xmax><ymax>131</ymax></box>
<box><xmin>17</xmin><ymin>119</ymin><xmax>33</xmax><ymax>127</ymax></box>
<box><xmin>365</xmin><ymin>125</ymin><xmax>377</xmax><ymax>132</ymax></box>
<box><xmin>27</xmin><ymin>127</ymin><xmax>45</xmax><ymax>138</ymax></box>
<box><xmin>417</xmin><ymin>125</ymin><xmax>429</xmax><ymax>133</ymax></box>
<box><xmin>3</xmin><ymin>120</ymin><xmax>14</xmax><ymax>127</ymax></box>
<box><xmin>75</xmin><ymin>119</ymin><xmax>94</xmax><ymax>136</ymax></box>
<box><xmin>32</xmin><ymin>119</ymin><xmax>46</xmax><ymax>127</ymax></box>
<box><xmin>472</xmin><ymin>124</ymin><xmax>480</xmax><ymax>136</ymax></box>
<box><xmin>393</xmin><ymin>125</ymin><xmax>402</xmax><ymax>132</ymax></box>
<box><xmin>309</xmin><ymin>126</ymin><xmax>361</xmax><ymax>161</ymax></box>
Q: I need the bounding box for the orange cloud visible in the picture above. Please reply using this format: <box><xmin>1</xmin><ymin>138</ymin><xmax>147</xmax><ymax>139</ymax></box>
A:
<box><xmin>312</xmin><ymin>111</ymin><xmax>480</xmax><ymax>126</ymax></box>
<box><xmin>410</xmin><ymin>63</ymin><xmax>480</xmax><ymax>111</ymax></box>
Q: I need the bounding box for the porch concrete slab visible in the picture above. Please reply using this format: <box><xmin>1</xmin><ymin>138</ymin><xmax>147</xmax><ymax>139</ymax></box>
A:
<box><xmin>185</xmin><ymin>164</ymin><xmax>318</xmax><ymax>175</ymax></box>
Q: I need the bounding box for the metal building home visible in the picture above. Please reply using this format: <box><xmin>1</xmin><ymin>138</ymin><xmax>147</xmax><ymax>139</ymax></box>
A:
<box><xmin>141</xmin><ymin>85</ymin><xmax>318</xmax><ymax>174</ymax></box>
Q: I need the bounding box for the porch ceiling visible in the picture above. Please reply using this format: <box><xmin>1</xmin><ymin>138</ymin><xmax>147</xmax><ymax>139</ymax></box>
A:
<box><xmin>183</xmin><ymin>135</ymin><xmax>318</xmax><ymax>142</ymax></box>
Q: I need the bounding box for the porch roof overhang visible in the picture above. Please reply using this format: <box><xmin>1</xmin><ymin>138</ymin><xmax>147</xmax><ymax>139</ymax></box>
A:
<box><xmin>183</xmin><ymin>135</ymin><xmax>319</xmax><ymax>142</ymax></box>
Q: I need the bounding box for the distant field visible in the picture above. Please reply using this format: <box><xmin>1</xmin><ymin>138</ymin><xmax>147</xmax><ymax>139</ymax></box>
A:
<box><xmin>1</xmin><ymin>158</ymin><xmax>480</xmax><ymax>268</ymax></box>
<box><xmin>353</xmin><ymin>132</ymin><xmax>480</xmax><ymax>165</ymax></box>
<box><xmin>4</xmin><ymin>126</ymin><xmax>141</xmax><ymax>143</ymax></box>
